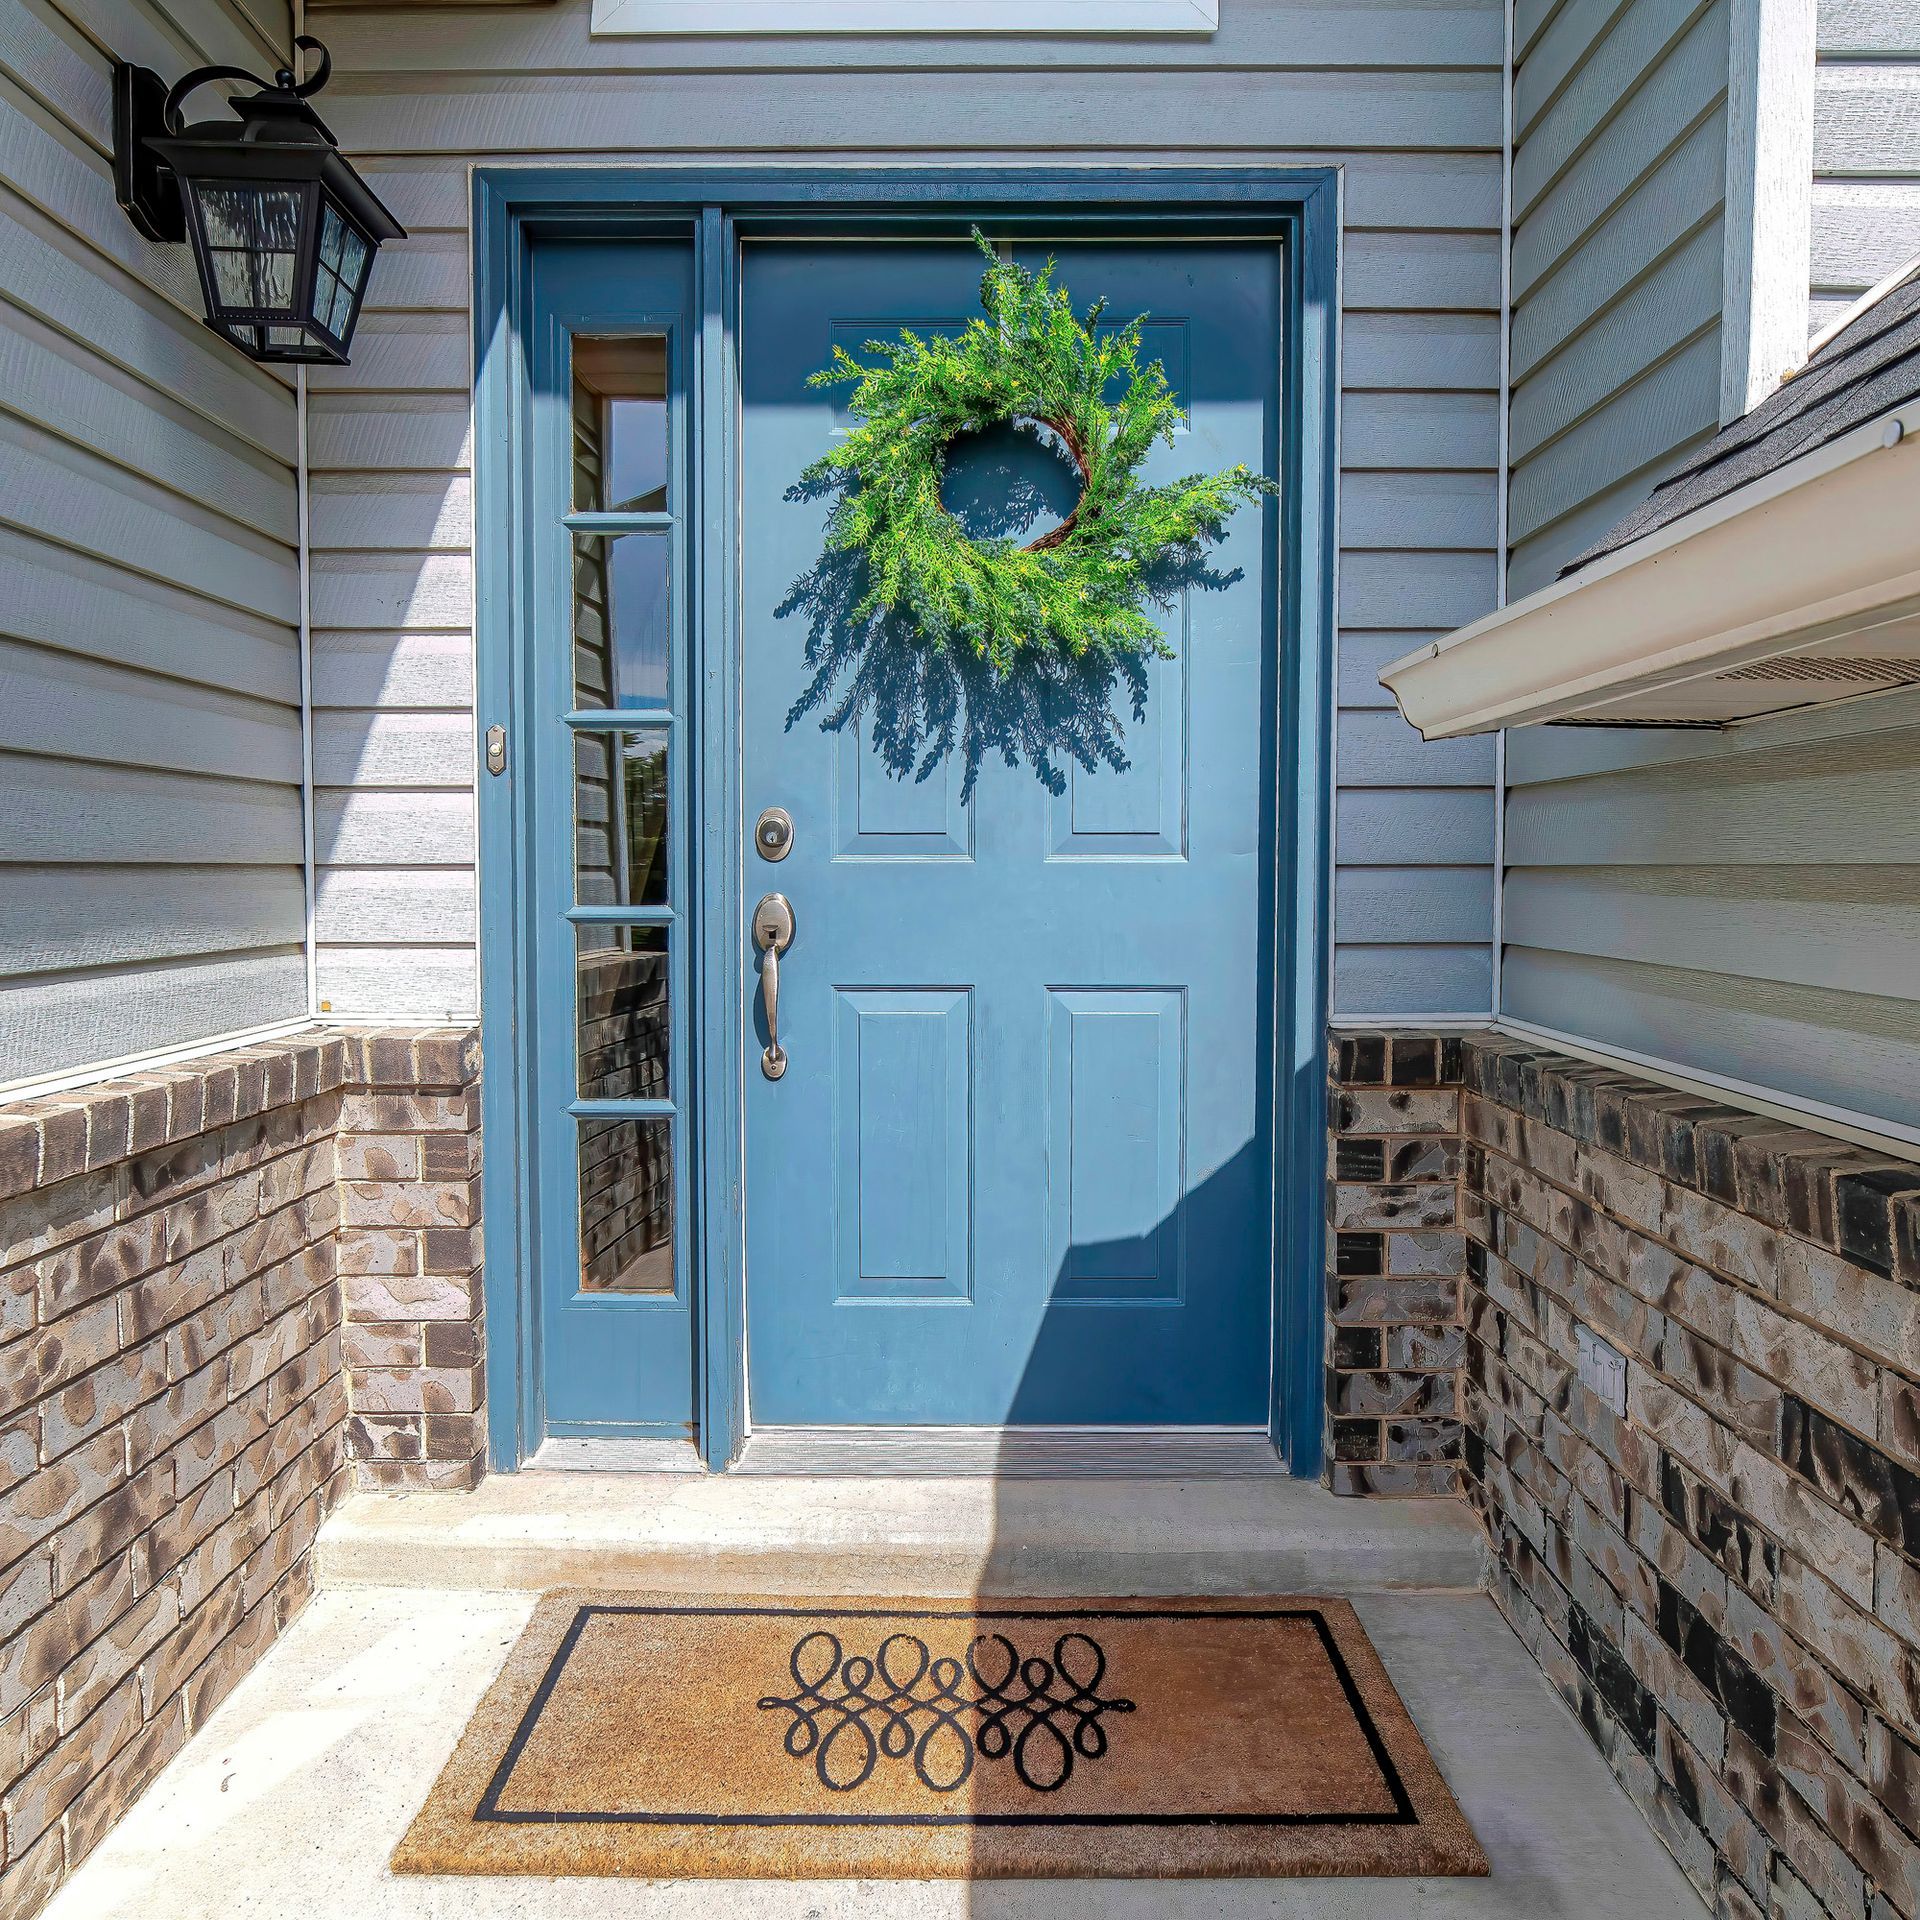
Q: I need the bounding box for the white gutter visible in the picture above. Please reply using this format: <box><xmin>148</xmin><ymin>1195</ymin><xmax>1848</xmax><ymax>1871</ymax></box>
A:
<box><xmin>1382</xmin><ymin>396</ymin><xmax>1920</xmax><ymax>739</ymax></box>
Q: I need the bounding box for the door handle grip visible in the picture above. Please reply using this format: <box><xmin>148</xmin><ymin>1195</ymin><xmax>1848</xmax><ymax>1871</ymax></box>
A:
<box><xmin>753</xmin><ymin>893</ymin><xmax>795</xmax><ymax>1081</ymax></box>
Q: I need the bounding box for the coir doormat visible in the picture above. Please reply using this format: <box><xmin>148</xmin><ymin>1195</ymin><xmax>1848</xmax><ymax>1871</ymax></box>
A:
<box><xmin>394</xmin><ymin>1591</ymin><xmax>1487</xmax><ymax>1880</ymax></box>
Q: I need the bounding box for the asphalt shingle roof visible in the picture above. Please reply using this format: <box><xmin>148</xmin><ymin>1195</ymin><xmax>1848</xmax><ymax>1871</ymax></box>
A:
<box><xmin>1563</xmin><ymin>264</ymin><xmax>1920</xmax><ymax>575</ymax></box>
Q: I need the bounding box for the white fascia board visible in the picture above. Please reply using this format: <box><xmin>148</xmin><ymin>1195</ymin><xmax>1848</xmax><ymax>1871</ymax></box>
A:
<box><xmin>592</xmin><ymin>0</ymin><xmax>1216</xmax><ymax>31</ymax></box>
<box><xmin>1381</xmin><ymin>400</ymin><xmax>1920</xmax><ymax>739</ymax></box>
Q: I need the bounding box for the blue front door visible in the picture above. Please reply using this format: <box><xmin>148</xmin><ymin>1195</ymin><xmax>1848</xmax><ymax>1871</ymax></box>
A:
<box><xmin>741</xmin><ymin>239</ymin><xmax>1282</xmax><ymax>1427</ymax></box>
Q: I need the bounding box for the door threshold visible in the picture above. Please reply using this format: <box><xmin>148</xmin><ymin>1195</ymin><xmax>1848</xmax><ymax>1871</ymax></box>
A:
<box><xmin>528</xmin><ymin>1437</ymin><xmax>704</xmax><ymax>1474</ymax></box>
<box><xmin>732</xmin><ymin>1427</ymin><xmax>1285</xmax><ymax>1478</ymax></box>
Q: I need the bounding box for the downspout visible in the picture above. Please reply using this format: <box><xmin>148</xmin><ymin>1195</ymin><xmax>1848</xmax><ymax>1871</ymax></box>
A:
<box><xmin>294</xmin><ymin>2</ymin><xmax>319</xmax><ymax>1022</ymax></box>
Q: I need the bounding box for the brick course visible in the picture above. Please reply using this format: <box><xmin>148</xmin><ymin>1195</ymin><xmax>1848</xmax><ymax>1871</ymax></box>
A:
<box><xmin>1335</xmin><ymin>1027</ymin><xmax>1920</xmax><ymax>1918</ymax></box>
<box><xmin>0</xmin><ymin>1026</ymin><xmax>480</xmax><ymax>1917</ymax></box>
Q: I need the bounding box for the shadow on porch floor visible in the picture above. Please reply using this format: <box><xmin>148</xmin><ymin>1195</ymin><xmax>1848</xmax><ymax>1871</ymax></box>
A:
<box><xmin>39</xmin><ymin>1584</ymin><xmax>1704</xmax><ymax>1918</ymax></box>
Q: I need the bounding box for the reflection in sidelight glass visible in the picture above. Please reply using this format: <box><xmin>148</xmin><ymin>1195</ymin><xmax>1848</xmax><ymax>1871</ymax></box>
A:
<box><xmin>574</xmin><ymin>729</ymin><xmax>669</xmax><ymax>909</ymax></box>
<box><xmin>578</xmin><ymin>1115</ymin><xmax>673</xmax><ymax>1294</ymax></box>
<box><xmin>576</xmin><ymin>923</ymin><xmax>669</xmax><ymax>1101</ymax></box>
<box><xmin>572</xmin><ymin>335</ymin><xmax>668</xmax><ymax>514</ymax></box>
<box><xmin>572</xmin><ymin>535</ymin><xmax>671</xmax><ymax>710</ymax></box>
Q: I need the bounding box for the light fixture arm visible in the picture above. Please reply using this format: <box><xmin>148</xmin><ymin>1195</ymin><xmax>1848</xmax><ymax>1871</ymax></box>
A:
<box><xmin>161</xmin><ymin>36</ymin><xmax>336</xmax><ymax>136</ymax></box>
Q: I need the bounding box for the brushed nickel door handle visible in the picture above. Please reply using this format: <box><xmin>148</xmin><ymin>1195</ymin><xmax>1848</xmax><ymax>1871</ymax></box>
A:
<box><xmin>752</xmin><ymin>892</ymin><xmax>795</xmax><ymax>1080</ymax></box>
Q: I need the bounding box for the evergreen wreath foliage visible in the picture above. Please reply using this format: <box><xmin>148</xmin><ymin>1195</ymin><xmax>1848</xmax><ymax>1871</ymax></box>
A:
<box><xmin>802</xmin><ymin>232</ymin><xmax>1275</xmax><ymax>671</ymax></box>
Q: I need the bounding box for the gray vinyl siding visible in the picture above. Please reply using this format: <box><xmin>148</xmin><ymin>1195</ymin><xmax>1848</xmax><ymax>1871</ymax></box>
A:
<box><xmin>1811</xmin><ymin>0</ymin><xmax>1920</xmax><ymax>332</ymax></box>
<box><xmin>1506</xmin><ymin>0</ymin><xmax>1734</xmax><ymax>595</ymax></box>
<box><xmin>311</xmin><ymin>0</ymin><xmax>1504</xmax><ymax>1025</ymax></box>
<box><xmin>1500</xmin><ymin>693</ymin><xmax>1920</xmax><ymax>1131</ymax></box>
<box><xmin>0</xmin><ymin>0</ymin><xmax>305</xmax><ymax>1086</ymax></box>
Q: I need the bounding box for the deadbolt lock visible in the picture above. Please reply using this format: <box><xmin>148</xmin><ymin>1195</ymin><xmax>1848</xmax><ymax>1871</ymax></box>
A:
<box><xmin>754</xmin><ymin>806</ymin><xmax>794</xmax><ymax>862</ymax></box>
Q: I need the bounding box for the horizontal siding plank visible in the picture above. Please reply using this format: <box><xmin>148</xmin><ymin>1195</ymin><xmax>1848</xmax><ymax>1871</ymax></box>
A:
<box><xmin>1334</xmin><ymin>942</ymin><xmax>1494</xmax><ymax>1014</ymax></box>
<box><xmin>0</xmin><ymin>865</ymin><xmax>304</xmax><ymax>977</ymax></box>
<box><xmin>313</xmin><ymin>946</ymin><xmax>476</xmax><ymax>1020</ymax></box>
<box><xmin>1339</xmin><ymin>548</ymin><xmax>1498</xmax><ymax>629</ymax></box>
<box><xmin>1513</xmin><ymin>0</ymin><xmax>1724</xmax><ymax>216</ymax></box>
<box><xmin>1814</xmin><ymin>65</ymin><xmax>1920</xmax><ymax>173</ymax></box>
<box><xmin>0</xmin><ymin>637</ymin><xmax>299</xmax><ymax>783</ymax></box>
<box><xmin>1508</xmin><ymin>326</ymin><xmax>1720</xmax><ymax>543</ymax></box>
<box><xmin>0</xmin><ymin>65</ymin><xmax>208</xmax><ymax>314</ymax></box>
<box><xmin>1500</xmin><ymin>945</ymin><xmax>1920</xmax><ymax>1130</ymax></box>
<box><xmin>311</xmin><ymin>630</ymin><xmax>474</xmax><ymax>711</ymax></box>
<box><xmin>1505</xmin><ymin>428</ymin><xmax>1714</xmax><ymax>591</ymax></box>
<box><xmin>1512</xmin><ymin>0</ymin><xmax>1728</xmax><ymax>217</ymax></box>
<box><xmin>314</xmin><ymin>789</ymin><xmax>474</xmax><ymax>867</ymax></box>
<box><xmin>309</xmin><ymin>550</ymin><xmax>472</xmax><ymax>630</ymax></box>
<box><xmin>1343</xmin><ymin>229</ymin><xmax>1501</xmax><ymax>312</ymax></box>
<box><xmin>1340</xmin><ymin>390</ymin><xmax>1500</xmax><ymax>469</ymax></box>
<box><xmin>0</xmin><ymin>414</ymin><xmax>297</xmax><ymax>621</ymax></box>
<box><xmin>1337</xmin><ymin>707</ymin><xmax>1499</xmax><ymax>785</ymax></box>
<box><xmin>324</xmin><ymin>0</ymin><xmax>1504</xmax><ymax>73</ymax></box>
<box><xmin>45</xmin><ymin>0</ymin><xmax>200</xmax><ymax>72</ymax></box>
<box><xmin>0</xmin><ymin>0</ymin><xmax>109</xmax><ymax>150</ymax></box>
<box><xmin>0</xmin><ymin>751</ymin><xmax>303</xmax><ymax>864</ymax></box>
<box><xmin>312</xmin><ymin>710</ymin><xmax>474</xmax><ymax>789</ymax></box>
<box><xmin>1504</xmin><ymin>727</ymin><xmax>1920</xmax><ymax>866</ymax></box>
<box><xmin>1819</xmin><ymin>0</ymin><xmax>1920</xmax><ymax>54</ymax></box>
<box><xmin>1504</xmin><ymin>864</ymin><xmax>1920</xmax><ymax>1002</ymax></box>
<box><xmin>307</xmin><ymin>393</ymin><xmax>473</xmax><ymax>472</ymax></box>
<box><xmin>305</xmin><ymin>312</ymin><xmax>468</xmax><ymax>394</ymax></box>
<box><xmin>1509</xmin><ymin>218</ymin><xmax>1724</xmax><ymax>462</ymax></box>
<box><xmin>352</xmin><ymin>148</ymin><xmax>1504</xmax><ymax>235</ymax></box>
<box><xmin>1336</xmin><ymin>863</ymin><xmax>1496</xmax><ymax>941</ymax></box>
<box><xmin>1342</xmin><ymin>311</ymin><xmax>1500</xmax><ymax>391</ymax></box>
<box><xmin>313</xmin><ymin>868</ymin><xmax>476</xmax><ymax>945</ymax></box>
<box><xmin>1339</xmin><ymin>469</ymin><xmax>1498</xmax><ymax>548</ymax></box>
<box><xmin>1</xmin><ymin>949</ymin><xmax>306</xmax><ymax>1085</ymax></box>
<box><xmin>1512</xmin><ymin>101</ymin><xmax>1723</xmax><ymax>320</ymax></box>
<box><xmin>0</xmin><ymin>195</ymin><xmax>294</xmax><ymax>458</ymax></box>
<box><xmin>362</xmin><ymin>230</ymin><xmax>469</xmax><ymax>313</ymax></box>
<box><xmin>0</xmin><ymin>525</ymin><xmax>297</xmax><ymax>702</ymax></box>
<box><xmin>1514</xmin><ymin>0</ymin><xmax>1636</xmax><ymax>139</ymax></box>
<box><xmin>0</xmin><ymin>303</ymin><xmax>297</xmax><ymax>542</ymax></box>
<box><xmin>308</xmin><ymin>473</ymin><xmax>473</xmax><ymax>552</ymax></box>
<box><xmin>1338</xmin><ymin>629</ymin><xmax>1438</xmax><ymax>708</ymax></box>
<box><xmin>1810</xmin><ymin>191</ymin><xmax>1920</xmax><ymax>292</ymax></box>
<box><xmin>1337</xmin><ymin>787</ymin><xmax>1496</xmax><ymax>863</ymax></box>
<box><xmin>322</xmin><ymin>70</ymin><xmax>1502</xmax><ymax>157</ymax></box>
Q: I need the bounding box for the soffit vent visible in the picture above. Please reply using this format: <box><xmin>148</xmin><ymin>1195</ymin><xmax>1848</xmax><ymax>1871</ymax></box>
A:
<box><xmin>1714</xmin><ymin>657</ymin><xmax>1920</xmax><ymax>686</ymax></box>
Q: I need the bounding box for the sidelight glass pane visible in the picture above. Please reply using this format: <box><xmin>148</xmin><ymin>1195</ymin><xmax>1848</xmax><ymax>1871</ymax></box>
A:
<box><xmin>578</xmin><ymin>1115</ymin><xmax>674</xmax><ymax>1294</ymax></box>
<box><xmin>572</xmin><ymin>335</ymin><xmax>668</xmax><ymax>514</ymax></box>
<box><xmin>574</xmin><ymin>729</ymin><xmax>669</xmax><ymax>908</ymax></box>
<box><xmin>573</xmin><ymin>535</ymin><xmax>670</xmax><ymax>710</ymax></box>
<box><xmin>576</xmin><ymin>924</ymin><xmax>669</xmax><ymax>1100</ymax></box>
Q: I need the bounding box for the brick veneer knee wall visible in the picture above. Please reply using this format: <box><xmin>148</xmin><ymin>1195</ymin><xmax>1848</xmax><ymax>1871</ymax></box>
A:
<box><xmin>1325</xmin><ymin>1033</ymin><xmax>1471</xmax><ymax>1496</ymax></box>
<box><xmin>1335</xmin><ymin>1027</ymin><xmax>1920</xmax><ymax>1918</ymax></box>
<box><xmin>0</xmin><ymin>1027</ymin><xmax>481</xmax><ymax>1918</ymax></box>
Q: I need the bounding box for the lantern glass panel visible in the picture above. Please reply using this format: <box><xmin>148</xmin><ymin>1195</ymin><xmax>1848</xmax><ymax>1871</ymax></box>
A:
<box><xmin>310</xmin><ymin>202</ymin><xmax>371</xmax><ymax>342</ymax></box>
<box><xmin>192</xmin><ymin>183</ymin><xmax>303</xmax><ymax>316</ymax></box>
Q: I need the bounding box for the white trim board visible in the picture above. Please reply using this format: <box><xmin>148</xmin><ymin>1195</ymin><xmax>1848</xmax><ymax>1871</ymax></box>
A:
<box><xmin>1720</xmin><ymin>0</ymin><xmax>1817</xmax><ymax>420</ymax></box>
<box><xmin>593</xmin><ymin>0</ymin><xmax>1217</xmax><ymax>28</ymax></box>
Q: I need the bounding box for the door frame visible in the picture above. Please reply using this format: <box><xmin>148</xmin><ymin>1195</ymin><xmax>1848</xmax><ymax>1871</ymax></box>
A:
<box><xmin>471</xmin><ymin>168</ymin><xmax>1341</xmax><ymax>1476</ymax></box>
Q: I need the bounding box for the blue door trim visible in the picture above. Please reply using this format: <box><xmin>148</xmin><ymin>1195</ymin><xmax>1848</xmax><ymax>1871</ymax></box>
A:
<box><xmin>471</xmin><ymin>167</ymin><xmax>1338</xmax><ymax>1477</ymax></box>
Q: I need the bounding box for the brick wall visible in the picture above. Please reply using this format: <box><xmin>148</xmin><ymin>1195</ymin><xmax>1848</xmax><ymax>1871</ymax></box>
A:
<box><xmin>1337</xmin><ymin>1027</ymin><xmax>1920</xmax><ymax>1918</ymax></box>
<box><xmin>1325</xmin><ymin>1034</ymin><xmax>1469</xmax><ymax>1495</ymax></box>
<box><xmin>0</xmin><ymin>1027</ymin><xmax>481</xmax><ymax>1917</ymax></box>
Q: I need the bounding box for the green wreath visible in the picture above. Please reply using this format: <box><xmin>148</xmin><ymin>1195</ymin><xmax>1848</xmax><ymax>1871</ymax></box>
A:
<box><xmin>803</xmin><ymin>233</ymin><xmax>1274</xmax><ymax>672</ymax></box>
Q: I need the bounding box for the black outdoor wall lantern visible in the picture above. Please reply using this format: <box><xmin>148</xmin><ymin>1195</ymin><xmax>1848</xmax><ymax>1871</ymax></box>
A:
<box><xmin>112</xmin><ymin>36</ymin><xmax>404</xmax><ymax>366</ymax></box>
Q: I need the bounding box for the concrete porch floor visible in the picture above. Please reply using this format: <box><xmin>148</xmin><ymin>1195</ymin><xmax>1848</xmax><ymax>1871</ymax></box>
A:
<box><xmin>38</xmin><ymin>1581</ymin><xmax>1707</xmax><ymax>1918</ymax></box>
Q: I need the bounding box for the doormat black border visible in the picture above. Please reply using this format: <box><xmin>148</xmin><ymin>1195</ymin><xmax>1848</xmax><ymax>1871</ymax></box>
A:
<box><xmin>474</xmin><ymin>1602</ymin><xmax>1419</xmax><ymax>1829</ymax></box>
